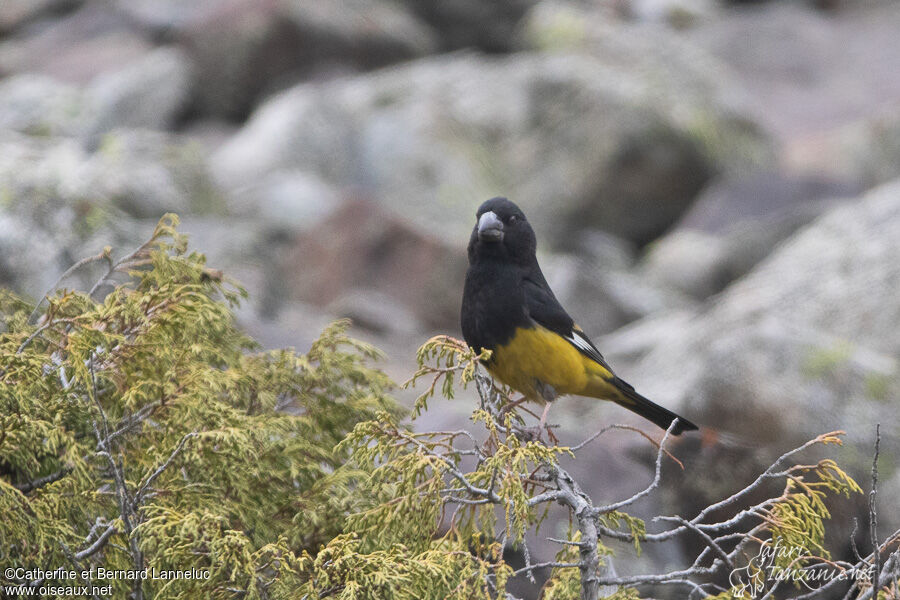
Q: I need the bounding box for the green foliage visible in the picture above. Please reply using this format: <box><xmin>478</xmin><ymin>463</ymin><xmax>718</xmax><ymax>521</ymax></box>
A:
<box><xmin>1</xmin><ymin>215</ymin><xmax>398</xmax><ymax>599</ymax></box>
<box><xmin>310</xmin><ymin>334</ymin><xmax>866</xmax><ymax>600</ymax></box>
<box><xmin>1</xmin><ymin>216</ymin><xmax>869</xmax><ymax>600</ymax></box>
<box><xmin>539</xmin><ymin>531</ymin><xmax>637</xmax><ymax>600</ymax></box>
<box><xmin>406</xmin><ymin>334</ymin><xmax>490</xmax><ymax>415</ymax></box>
<box><xmin>600</xmin><ymin>511</ymin><xmax>646</xmax><ymax>555</ymax></box>
<box><xmin>766</xmin><ymin>453</ymin><xmax>863</xmax><ymax>565</ymax></box>
<box><xmin>300</xmin><ymin>336</ymin><xmax>581</xmax><ymax>598</ymax></box>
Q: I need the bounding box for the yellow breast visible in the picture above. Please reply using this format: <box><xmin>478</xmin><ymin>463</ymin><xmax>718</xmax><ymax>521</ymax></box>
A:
<box><xmin>487</xmin><ymin>325</ymin><xmax>598</xmax><ymax>402</ymax></box>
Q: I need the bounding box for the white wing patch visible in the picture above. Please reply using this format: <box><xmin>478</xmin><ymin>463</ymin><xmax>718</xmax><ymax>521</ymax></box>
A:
<box><xmin>565</xmin><ymin>329</ymin><xmax>612</xmax><ymax>370</ymax></box>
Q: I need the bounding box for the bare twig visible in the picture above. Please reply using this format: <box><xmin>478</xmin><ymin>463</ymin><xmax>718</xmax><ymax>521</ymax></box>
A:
<box><xmin>870</xmin><ymin>423</ymin><xmax>881</xmax><ymax>596</ymax></box>
<box><xmin>27</xmin><ymin>249</ymin><xmax>110</xmax><ymax>324</ymax></box>
<box><xmin>87</xmin><ymin>239</ymin><xmax>154</xmax><ymax>299</ymax></box>
<box><xmin>512</xmin><ymin>561</ymin><xmax>581</xmax><ymax>577</ymax></box>
<box><xmin>661</xmin><ymin>515</ymin><xmax>733</xmax><ymax>571</ymax></box>
<box><xmin>74</xmin><ymin>523</ymin><xmax>117</xmax><ymax>561</ymax></box>
<box><xmin>594</xmin><ymin>419</ymin><xmax>678</xmax><ymax>514</ymax></box>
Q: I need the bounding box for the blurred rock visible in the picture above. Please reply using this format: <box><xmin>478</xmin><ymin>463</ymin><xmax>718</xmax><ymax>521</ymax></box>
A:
<box><xmin>178</xmin><ymin>119</ymin><xmax>239</xmax><ymax>154</ymax></box>
<box><xmin>285</xmin><ymin>0</ymin><xmax>437</xmax><ymax>64</ymax></box>
<box><xmin>565</xmin><ymin>125</ymin><xmax>714</xmax><ymax>245</ymax></box>
<box><xmin>87</xmin><ymin>130</ymin><xmax>223</xmax><ymax>219</ymax></box>
<box><xmin>0</xmin><ymin>46</ymin><xmax>192</xmax><ymax>141</ymax></box>
<box><xmin>622</xmin><ymin>0</ymin><xmax>719</xmax><ymax>28</ymax></box>
<box><xmin>113</xmin><ymin>0</ymin><xmax>222</xmax><ymax>35</ymax></box>
<box><xmin>238</xmin><ymin>300</ymin><xmax>338</xmax><ymax>355</ymax></box>
<box><xmin>677</xmin><ymin>171</ymin><xmax>858</xmax><ymax>234</ymax></box>
<box><xmin>175</xmin><ymin>0</ymin><xmax>297</xmax><ymax>120</ymax></box>
<box><xmin>684</xmin><ymin>2</ymin><xmax>900</xmax><ymax>141</ymax></box>
<box><xmin>635</xmin><ymin>179</ymin><xmax>900</xmax><ymax>413</ymax></box>
<box><xmin>178</xmin><ymin>0</ymin><xmax>435</xmax><ymax>120</ymax></box>
<box><xmin>642</xmin><ymin>171</ymin><xmax>859</xmax><ymax>298</ymax></box>
<box><xmin>640</xmin><ymin>230</ymin><xmax>729</xmax><ymax>300</ymax></box>
<box><xmin>0</xmin><ymin>132</ymin><xmax>93</xmax><ymax>211</ymax></box>
<box><xmin>213</xmin><ymin>48</ymin><xmax>769</xmax><ymax>248</ymax></box>
<box><xmin>83</xmin><ymin>47</ymin><xmax>193</xmax><ymax>138</ymax></box>
<box><xmin>0</xmin><ymin>132</ymin><xmax>144</xmax><ymax>298</ymax></box>
<box><xmin>175</xmin><ymin>215</ymin><xmax>262</xmax><ymax>271</ymax></box>
<box><xmin>566</xmin><ymin>229</ymin><xmax>636</xmax><ymax>271</ymax></box>
<box><xmin>0</xmin><ymin>0</ymin><xmax>80</xmax><ymax>34</ymax></box>
<box><xmin>622</xmin><ymin>180</ymin><xmax>900</xmax><ymax>531</ymax></box>
<box><xmin>281</xmin><ymin>199</ymin><xmax>467</xmax><ymax>330</ymax></box>
<box><xmin>0</xmin><ymin>210</ymin><xmax>64</xmax><ymax>300</ymax></box>
<box><xmin>521</xmin><ymin>2</ymin><xmax>770</xmax><ymax>168</ymax></box>
<box><xmin>327</xmin><ymin>289</ymin><xmax>423</xmax><ymax>336</ymax></box>
<box><xmin>0</xmin><ymin>2</ymin><xmax>153</xmax><ymax>84</ymax></box>
<box><xmin>0</xmin><ymin>74</ymin><xmax>88</xmax><ymax>137</ymax></box>
<box><xmin>544</xmin><ymin>253</ymin><xmax>694</xmax><ymax>335</ymax></box>
<box><xmin>230</xmin><ymin>170</ymin><xmax>341</xmax><ymax>235</ymax></box>
<box><xmin>599</xmin><ymin>308</ymin><xmax>699</xmax><ymax>367</ymax></box>
<box><xmin>0</xmin><ymin>128</ymin><xmax>220</xmax><ymax>295</ymax></box>
<box><xmin>787</xmin><ymin>108</ymin><xmax>900</xmax><ymax>189</ymax></box>
<box><xmin>398</xmin><ymin>0</ymin><xmax>534</xmax><ymax>53</ymax></box>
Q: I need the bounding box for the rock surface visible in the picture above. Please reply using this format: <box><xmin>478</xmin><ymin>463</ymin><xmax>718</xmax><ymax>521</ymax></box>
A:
<box><xmin>0</xmin><ymin>129</ymin><xmax>220</xmax><ymax>296</ymax></box>
<box><xmin>280</xmin><ymin>199</ymin><xmax>468</xmax><ymax>331</ymax></box>
<box><xmin>83</xmin><ymin>47</ymin><xmax>193</xmax><ymax>137</ymax></box>
<box><xmin>2</xmin><ymin>0</ymin><xmax>900</xmax><ymax>592</ymax></box>
<box><xmin>609</xmin><ymin>180</ymin><xmax>900</xmax><ymax>533</ymax></box>
<box><xmin>212</xmin><ymin>46</ymin><xmax>769</xmax><ymax>247</ymax></box>
<box><xmin>177</xmin><ymin>0</ymin><xmax>436</xmax><ymax>119</ymax></box>
<box><xmin>0</xmin><ymin>3</ymin><xmax>154</xmax><ymax>84</ymax></box>
<box><xmin>641</xmin><ymin>171</ymin><xmax>861</xmax><ymax>298</ymax></box>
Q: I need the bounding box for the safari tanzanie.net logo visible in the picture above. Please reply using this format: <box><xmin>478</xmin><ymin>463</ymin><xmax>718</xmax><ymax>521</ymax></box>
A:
<box><xmin>729</xmin><ymin>538</ymin><xmax>874</xmax><ymax>598</ymax></box>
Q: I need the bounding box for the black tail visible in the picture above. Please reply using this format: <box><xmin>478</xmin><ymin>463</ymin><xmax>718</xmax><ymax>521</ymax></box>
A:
<box><xmin>611</xmin><ymin>377</ymin><xmax>698</xmax><ymax>435</ymax></box>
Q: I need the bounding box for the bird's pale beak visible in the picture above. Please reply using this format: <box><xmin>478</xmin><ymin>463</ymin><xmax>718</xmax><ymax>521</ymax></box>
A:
<box><xmin>477</xmin><ymin>211</ymin><xmax>504</xmax><ymax>242</ymax></box>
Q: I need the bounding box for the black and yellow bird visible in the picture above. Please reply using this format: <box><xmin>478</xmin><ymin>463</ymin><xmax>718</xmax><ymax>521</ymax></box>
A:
<box><xmin>460</xmin><ymin>197</ymin><xmax>698</xmax><ymax>435</ymax></box>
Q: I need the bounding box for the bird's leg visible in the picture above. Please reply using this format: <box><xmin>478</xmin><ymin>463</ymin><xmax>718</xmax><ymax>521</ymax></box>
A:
<box><xmin>538</xmin><ymin>402</ymin><xmax>552</xmax><ymax>429</ymax></box>
<box><xmin>533</xmin><ymin>381</ymin><xmax>559</xmax><ymax>444</ymax></box>
<box><xmin>538</xmin><ymin>402</ymin><xmax>559</xmax><ymax>445</ymax></box>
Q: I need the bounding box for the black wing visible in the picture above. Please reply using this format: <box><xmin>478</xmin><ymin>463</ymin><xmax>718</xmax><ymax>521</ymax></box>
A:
<box><xmin>522</xmin><ymin>275</ymin><xmax>615</xmax><ymax>373</ymax></box>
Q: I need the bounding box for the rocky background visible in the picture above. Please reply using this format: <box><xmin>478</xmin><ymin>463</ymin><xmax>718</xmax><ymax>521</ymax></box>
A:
<box><xmin>2</xmin><ymin>0</ymin><xmax>899</xmax><ymax>595</ymax></box>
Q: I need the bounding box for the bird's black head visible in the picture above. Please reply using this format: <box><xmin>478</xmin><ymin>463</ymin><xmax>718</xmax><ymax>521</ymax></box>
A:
<box><xmin>468</xmin><ymin>197</ymin><xmax>537</xmax><ymax>265</ymax></box>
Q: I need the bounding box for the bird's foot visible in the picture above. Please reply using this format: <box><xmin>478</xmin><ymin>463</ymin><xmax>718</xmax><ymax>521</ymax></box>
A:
<box><xmin>535</xmin><ymin>402</ymin><xmax>559</xmax><ymax>444</ymax></box>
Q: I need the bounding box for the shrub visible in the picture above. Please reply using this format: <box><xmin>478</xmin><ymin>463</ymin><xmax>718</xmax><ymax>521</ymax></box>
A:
<box><xmin>1</xmin><ymin>216</ymin><xmax>398</xmax><ymax>599</ymax></box>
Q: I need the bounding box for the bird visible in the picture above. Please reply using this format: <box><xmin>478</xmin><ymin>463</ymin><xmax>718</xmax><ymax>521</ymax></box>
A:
<box><xmin>460</xmin><ymin>197</ymin><xmax>698</xmax><ymax>436</ymax></box>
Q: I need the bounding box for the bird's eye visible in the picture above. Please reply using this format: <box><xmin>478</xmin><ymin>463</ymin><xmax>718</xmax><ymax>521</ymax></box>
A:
<box><xmin>508</xmin><ymin>215</ymin><xmax>518</xmax><ymax>223</ymax></box>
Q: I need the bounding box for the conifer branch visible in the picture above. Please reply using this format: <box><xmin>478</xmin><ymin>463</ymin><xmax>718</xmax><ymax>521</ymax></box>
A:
<box><xmin>133</xmin><ymin>432</ymin><xmax>197</xmax><ymax>508</ymax></box>
<box><xmin>74</xmin><ymin>523</ymin><xmax>117</xmax><ymax>561</ymax></box>
<box><xmin>13</xmin><ymin>467</ymin><xmax>72</xmax><ymax>493</ymax></box>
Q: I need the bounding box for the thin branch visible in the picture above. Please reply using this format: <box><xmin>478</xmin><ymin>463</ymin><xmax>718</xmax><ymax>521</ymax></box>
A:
<box><xmin>133</xmin><ymin>432</ymin><xmax>197</xmax><ymax>508</ymax></box>
<box><xmin>512</xmin><ymin>561</ymin><xmax>581</xmax><ymax>577</ymax></box>
<box><xmin>870</xmin><ymin>423</ymin><xmax>881</xmax><ymax>595</ymax></box>
<box><xmin>547</xmin><ymin>537</ymin><xmax>589</xmax><ymax>548</ymax></box>
<box><xmin>14</xmin><ymin>467</ymin><xmax>72</xmax><ymax>493</ymax></box>
<box><xmin>660</xmin><ymin>515</ymin><xmax>733</xmax><ymax>570</ymax></box>
<box><xmin>74</xmin><ymin>523</ymin><xmax>117</xmax><ymax>561</ymax></box>
<box><xmin>594</xmin><ymin>419</ymin><xmax>678</xmax><ymax>514</ymax></box>
<box><xmin>27</xmin><ymin>249</ymin><xmax>110</xmax><ymax>324</ymax></box>
<box><xmin>87</xmin><ymin>239</ymin><xmax>154</xmax><ymax>299</ymax></box>
<box><xmin>594</xmin><ymin>563</ymin><xmax>720</xmax><ymax>586</ymax></box>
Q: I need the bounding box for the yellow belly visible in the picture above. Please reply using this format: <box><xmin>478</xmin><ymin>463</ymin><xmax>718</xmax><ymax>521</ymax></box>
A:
<box><xmin>487</xmin><ymin>325</ymin><xmax>612</xmax><ymax>402</ymax></box>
